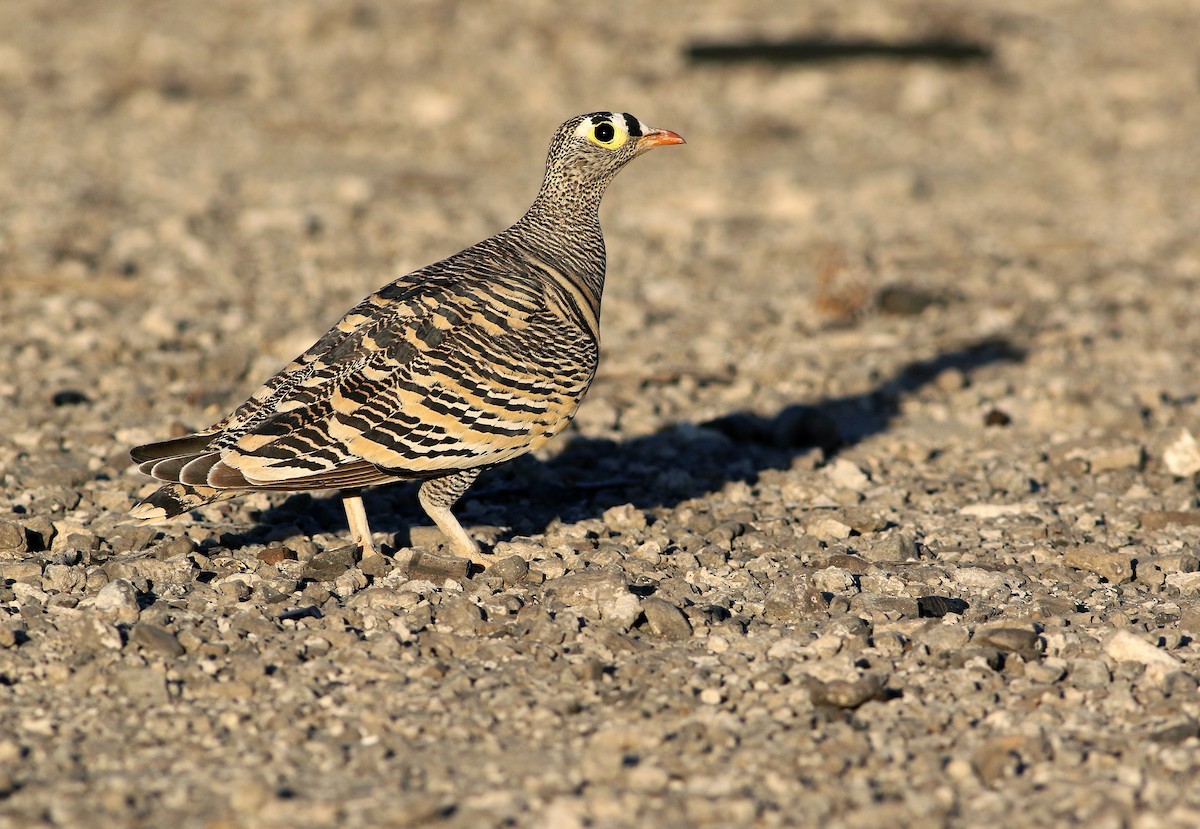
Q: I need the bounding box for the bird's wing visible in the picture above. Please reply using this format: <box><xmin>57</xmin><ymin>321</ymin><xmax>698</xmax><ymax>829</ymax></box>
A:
<box><xmin>208</xmin><ymin>252</ymin><xmax>599</xmax><ymax>489</ymax></box>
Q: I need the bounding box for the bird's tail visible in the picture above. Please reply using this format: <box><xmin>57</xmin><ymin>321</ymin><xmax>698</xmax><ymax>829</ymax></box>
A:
<box><xmin>129</xmin><ymin>483</ymin><xmax>232</xmax><ymax>523</ymax></box>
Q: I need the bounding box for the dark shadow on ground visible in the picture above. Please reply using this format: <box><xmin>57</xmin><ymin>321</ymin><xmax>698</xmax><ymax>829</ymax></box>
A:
<box><xmin>248</xmin><ymin>336</ymin><xmax>1024</xmax><ymax>546</ymax></box>
<box><xmin>686</xmin><ymin>37</ymin><xmax>994</xmax><ymax>66</ymax></box>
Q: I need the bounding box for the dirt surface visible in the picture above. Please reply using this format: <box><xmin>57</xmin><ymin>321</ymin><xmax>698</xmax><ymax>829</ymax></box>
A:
<box><xmin>2</xmin><ymin>1</ymin><xmax>1200</xmax><ymax>827</ymax></box>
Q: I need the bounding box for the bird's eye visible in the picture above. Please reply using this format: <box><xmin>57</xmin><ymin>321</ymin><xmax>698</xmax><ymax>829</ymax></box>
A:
<box><xmin>585</xmin><ymin>120</ymin><xmax>626</xmax><ymax>149</ymax></box>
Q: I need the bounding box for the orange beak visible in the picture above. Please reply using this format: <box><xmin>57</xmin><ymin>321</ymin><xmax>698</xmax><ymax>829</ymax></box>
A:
<box><xmin>637</xmin><ymin>128</ymin><xmax>686</xmax><ymax>151</ymax></box>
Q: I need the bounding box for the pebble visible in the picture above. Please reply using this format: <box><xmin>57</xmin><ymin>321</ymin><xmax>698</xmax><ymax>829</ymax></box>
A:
<box><xmin>860</xmin><ymin>532</ymin><xmax>918</xmax><ymax>563</ymax></box>
<box><xmin>1062</xmin><ymin>544</ymin><xmax>1134</xmax><ymax>584</ymax></box>
<box><xmin>92</xmin><ymin>578</ymin><xmax>141</xmax><ymax>624</ymax></box>
<box><xmin>544</xmin><ymin>569</ymin><xmax>642</xmax><ymax>631</ymax></box>
<box><xmin>808</xmin><ymin>675</ymin><xmax>887</xmax><ymax>709</ymax></box>
<box><xmin>1104</xmin><ymin>630</ymin><xmax>1181</xmax><ymax>681</ymax></box>
<box><xmin>489</xmin><ymin>555</ymin><xmax>530</xmax><ymax>584</ymax></box>
<box><xmin>1162</xmin><ymin>429</ymin><xmax>1200</xmax><ymax>477</ymax></box>
<box><xmin>640</xmin><ymin>597</ymin><xmax>693</xmax><ymax>640</ymax></box>
<box><xmin>301</xmin><ymin>547</ymin><xmax>357</xmax><ymax>582</ymax></box>
<box><xmin>0</xmin><ymin>519</ymin><xmax>27</xmax><ymax>553</ymax></box>
<box><xmin>130</xmin><ymin>622</ymin><xmax>185</xmax><ymax>657</ymax></box>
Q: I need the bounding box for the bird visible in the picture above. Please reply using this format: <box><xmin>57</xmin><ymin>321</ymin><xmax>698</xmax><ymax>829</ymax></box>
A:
<box><xmin>129</xmin><ymin>111</ymin><xmax>684</xmax><ymax>566</ymax></box>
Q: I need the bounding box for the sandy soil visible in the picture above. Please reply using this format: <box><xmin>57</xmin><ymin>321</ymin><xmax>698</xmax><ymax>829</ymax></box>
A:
<box><xmin>2</xmin><ymin>1</ymin><xmax>1200</xmax><ymax>827</ymax></box>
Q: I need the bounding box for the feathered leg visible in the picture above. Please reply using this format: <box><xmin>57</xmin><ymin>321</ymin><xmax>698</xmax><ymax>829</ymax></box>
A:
<box><xmin>417</xmin><ymin>469</ymin><xmax>485</xmax><ymax>564</ymax></box>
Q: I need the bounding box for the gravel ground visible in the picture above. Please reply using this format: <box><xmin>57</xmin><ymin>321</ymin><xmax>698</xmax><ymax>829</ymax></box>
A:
<box><xmin>2</xmin><ymin>1</ymin><xmax>1200</xmax><ymax>827</ymax></box>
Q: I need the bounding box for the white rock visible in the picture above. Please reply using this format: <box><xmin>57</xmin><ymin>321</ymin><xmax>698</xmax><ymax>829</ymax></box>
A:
<box><xmin>93</xmin><ymin>578</ymin><xmax>140</xmax><ymax>624</ymax></box>
<box><xmin>1165</xmin><ymin>572</ymin><xmax>1200</xmax><ymax>595</ymax></box>
<box><xmin>960</xmin><ymin>502</ymin><xmax>1037</xmax><ymax>518</ymax></box>
<box><xmin>1104</xmin><ymin>630</ymin><xmax>1181</xmax><ymax>681</ymax></box>
<box><xmin>824</xmin><ymin>458</ymin><xmax>870</xmax><ymax>492</ymax></box>
<box><xmin>1163</xmin><ymin>430</ymin><xmax>1200</xmax><ymax>477</ymax></box>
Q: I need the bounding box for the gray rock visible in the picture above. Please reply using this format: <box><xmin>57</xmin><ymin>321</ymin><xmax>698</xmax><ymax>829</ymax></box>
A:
<box><xmin>975</xmin><ymin>627</ymin><xmax>1041</xmax><ymax>659</ymax></box>
<box><xmin>544</xmin><ymin>569</ymin><xmax>641</xmax><ymax>631</ymax></box>
<box><xmin>861</xmin><ymin>532</ymin><xmax>919</xmax><ymax>563</ymax></box>
<box><xmin>0</xmin><ymin>560</ymin><xmax>42</xmax><ymax>584</ymax></box>
<box><xmin>130</xmin><ymin>622</ymin><xmax>185</xmax><ymax>657</ymax></box>
<box><xmin>1062</xmin><ymin>544</ymin><xmax>1134</xmax><ymax>584</ymax></box>
<box><xmin>640</xmin><ymin>597</ymin><xmax>693</xmax><ymax>640</ymax></box>
<box><xmin>0</xmin><ymin>519</ymin><xmax>27</xmax><ymax>553</ymax></box>
<box><xmin>489</xmin><ymin>554</ymin><xmax>530</xmax><ymax>584</ymax></box>
<box><xmin>809</xmin><ymin>675</ymin><xmax>888</xmax><ymax>709</ymax></box>
<box><xmin>301</xmin><ymin>546</ymin><xmax>357</xmax><ymax>582</ymax></box>
<box><xmin>763</xmin><ymin>574</ymin><xmax>827</xmax><ymax>624</ymax></box>
<box><xmin>93</xmin><ymin>578</ymin><xmax>140</xmax><ymax>623</ymax></box>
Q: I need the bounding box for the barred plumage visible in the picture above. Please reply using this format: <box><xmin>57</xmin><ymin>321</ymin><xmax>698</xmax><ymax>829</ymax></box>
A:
<box><xmin>129</xmin><ymin>112</ymin><xmax>684</xmax><ymax>565</ymax></box>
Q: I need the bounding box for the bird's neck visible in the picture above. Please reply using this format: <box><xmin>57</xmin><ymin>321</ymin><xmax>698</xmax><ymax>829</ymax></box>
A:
<box><xmin>512</xmin><ymin>186</ymin><xmax>608</xmax><ymax>300</ymax></box>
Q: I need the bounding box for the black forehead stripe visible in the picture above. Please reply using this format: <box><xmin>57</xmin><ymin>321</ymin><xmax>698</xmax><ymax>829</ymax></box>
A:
<box><xmin>622</xmin><ymin>113</ymin><xmax>643</xmax><ymax>137</ymax></box>
<box><xmin>589</xmin><ymin>113</ymin><xmax>610</xmax><ymax>125</ymax></box>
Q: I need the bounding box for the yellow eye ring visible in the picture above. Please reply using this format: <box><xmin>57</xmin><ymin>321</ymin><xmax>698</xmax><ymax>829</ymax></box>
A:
<box><xmin>587</xmin><ymin>120</ymin><xmax>626</xmax><ymax>150</ymax></box>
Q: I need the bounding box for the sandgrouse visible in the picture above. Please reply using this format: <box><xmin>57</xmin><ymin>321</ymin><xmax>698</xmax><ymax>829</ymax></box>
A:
<box><xmin>130</xmin><ymin>112</ymin><xmax>684</xmax><ymax>565</ymax></box>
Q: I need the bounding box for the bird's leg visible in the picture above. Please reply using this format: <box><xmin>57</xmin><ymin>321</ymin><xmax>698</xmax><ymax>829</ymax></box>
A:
<box><xmin>417</xmin><ymin>469</ymin><xmax>486</xmax><ymax>564</ymax></box>
<box><xmin>341</xmin><ymin>490</ymin><xmax>380</xmax><ymax>559</ymax></box>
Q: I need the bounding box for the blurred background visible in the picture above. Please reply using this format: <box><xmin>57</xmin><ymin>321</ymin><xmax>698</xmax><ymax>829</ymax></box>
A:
<box><xmin>1</xmin><ymin>0</ymin><xmax>1197</xmax><ymax>446</ymax></box>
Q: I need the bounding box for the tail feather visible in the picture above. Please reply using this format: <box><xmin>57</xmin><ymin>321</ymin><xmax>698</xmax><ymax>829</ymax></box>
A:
<box><xmin>130</xmin><ymin>483</ymin><xmax>228</xmax><ymax>523</ymax></box>
<box><xmin>130</xmin><ymin>433</ymin><xmax>218</xmax><ymax>464</ymax></box>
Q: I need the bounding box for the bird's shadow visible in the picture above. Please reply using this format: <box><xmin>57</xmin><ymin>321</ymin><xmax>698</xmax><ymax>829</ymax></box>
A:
<box><xmin>238</xmin><ymin>336</ymin><xmax>1024</xmax><ymax>549</ymax></box>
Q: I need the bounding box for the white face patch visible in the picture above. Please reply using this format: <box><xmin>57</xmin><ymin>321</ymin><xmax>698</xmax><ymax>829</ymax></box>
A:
<box><xmin>577</xmin><ymin>112</ymin><xmax>630</xmax><ymax>150</ymax></box>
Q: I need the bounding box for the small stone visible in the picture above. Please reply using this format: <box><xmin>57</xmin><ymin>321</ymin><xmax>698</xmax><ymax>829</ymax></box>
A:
<box><xmin>877</xmin><ymin>284</ymin><xmax>941</xmax><ymax>316</ymax></box>
<box><xmin>257</xmin><ymin>544</ymin><xmax>296</xmax><ymax>565</ymax></box>
<box><xmin>408</xmin><ymin>525</ymin><xmax>449</xmax><ymax>549</ymax></box>
<box><xmin>971</xmin><ymin>737</ymin><xmax>1025</xmax><ymax>784</ymax></box>
<box><xmin>436</xmin><ymin>596</ymin><xmax>482</xmax><ymax>633</ymax></box>
<box><xmin>916</xmin><ymin>596</ymin><xmax>969</xmax><ymax>618</ymax></box>
<box><xmin>1149</xmin><ymin>719</ymin><xmax>1200</xmax><ymax>745</ymax></box>
<box><xmin>698</xmin><ymin>688</ymin><xmax>722</xmax><ymax>705</ymax></box>
<box><xmin>93</xmin><ymin>578</ymin><xmax>140</xmax><ymax>623</ymax></box>
<box><xmin>1024</xmin><ymin>659</ymin><xmax>1066</xmax><ymax>683</ymax></box>
<box><xmin>763</xmin><ymin>574</ymin><xmax>826</xmax><ymax>623</ymax></box>
<box><xmin>808</xmin><ymin>675</ymin><xmax>887</xmax><ymax>709</ymax></box>
<box><xmin>823</xmin><ymin>458</ymin><xmax>870</xmax><ymax>492</ymax></box>
<box><xmin>1140</xmin><ymin>511</ymin><xmax>1200</xmax><ymax>531</ymax></box>
<box><xmin>0</xmin><ymin>520</ymin><xmax>27</xmax><ymax>553</ymax></box>
<box><xmin>1165</xmin><ymin>572</ymin><xmax>1200</xmax><ymax>595</ymax></box>
<box><xmin>42</xmin><ymin>564</ymin><xmax>85</xmax><ymax>594</ymax></box>
<box><xmin>51</xmin><ymin>389</ymin><xmax>91</xmax><ymax>406</ymax></box>
<box><xmin>0</xmin><ymin>561</ymin><xmax>42</xmax><ymax>584</ymax></box>
<box><xmin>849</xmin><ymin>593</ymin><xmax>918</xmax><ymax>620</ymax></box>
<box><xmin>544</xmin><ymin>569</ymin><xmax>641</xmax><ymax>631</ymax></box>
<box><xmin>1088</xmin><ymin>444</ymin><xmax>1143</xmax><ymax>472</ymax></box>
<box><xmin>861</xmin><ymin>532</ymin><xmax>918</xmax><ymax>563</ymax></box>
<box><xmin>130</xmin><ymin>623</ymin><xmax>185</xmax><ymax>657</ymax></box>
<box><xmin>78</xmin><ymin>617</ymin><xmax>124</xmax><ymax>651</ymax></box>
<box><xmin>489</xmin><ymin>555</ymin><xmax>529</xmax><ymax>584</ymax></box>
<box><xmin>302</xmin><ymin>546</ymin><xmax>356</xmax><ymax>582</ymax></box>
<box><xmin>114</xmin><ymin>666</ymin><xmax>169</xmax><ymax>702</ymax></box>
<box><xmin>917</xmin><ymin>622</ymin><xmax>970</xmax><ymax>652</ymax></box>
<box><xmin>983</xmin><ymin>409</ymin><xmax>1012</xmax><ymax>427</ymax></box>
<box><xmin>641</xmin><ymin>597</ymin><xmax>693</xmax><ymax>640</ymax></box>
<box><xmin>106</xmin><ymin>526</ymin><xmax>159</xmax><ymax>554</ymax></box>
<box><xmin>975</xmin><ymin>627</ymin><xmax>1040</xmax><ymax>659</ymax></box>
<box><xmin>807</xmin><ymin>517</ymin><xmax>853</xmax><ymax>542</ymax></box>
<box><xmin>1105</xmin><ymin>629</ymin><xmax>1181</xmax><ymax>681</ymax></box>
<box><xmin>601</xmin><ymin>503</ymin><xmax>648</xmax><ymax>533</ymax></box>
<box><xmin>1063</xmin><ymin>544</ymin><xmax>1134</xmax><ymax>583</ymax></box>
<box><xmin>0</xmin><ymin>624</ymin><xmax>17</xmax><ymax>648</ymax></box>
<box><xmin>1067</xmin><ymin>658</ymin><xmax>1112</xmax><ymax>689</ymax></box>
<box><xmin>154</xmin><ymin>536</ymin><xmax>196</xmax><ymax>560</ymax></box>
<box><xmin>358</xmin><ymin>554</ymin><xmax>394</xmax><ymax>578</ymax></box>
<box><xmin>1163</xmin><ymin>429</ymin><xmax>1200</xmax><ymax>477</ymax></box>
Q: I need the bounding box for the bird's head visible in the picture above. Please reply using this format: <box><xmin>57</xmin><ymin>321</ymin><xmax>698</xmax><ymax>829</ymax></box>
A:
<box><xmin>541</xmin><ymin>112</ymin><xmax>685</xmax><ymax>196</ymax></box>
